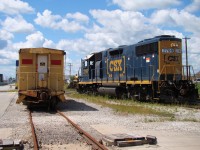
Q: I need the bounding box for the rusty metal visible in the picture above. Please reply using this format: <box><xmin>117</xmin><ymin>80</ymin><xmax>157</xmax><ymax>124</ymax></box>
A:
<box><xmin>29</xmin><ymin>111</ymin><xmax>39</xmax><ymax>150</ymax></box>
<box><xmin>57</xmin><ymin>110</ymin><xmax>108</xmax><ymax>150</ymax></box>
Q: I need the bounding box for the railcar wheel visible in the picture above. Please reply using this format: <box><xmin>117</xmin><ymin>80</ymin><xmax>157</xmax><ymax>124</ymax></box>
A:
<box><xmin>50</xmin><ymin>97</ymin><xmax>58</xmax><ymax>111</ymax></box>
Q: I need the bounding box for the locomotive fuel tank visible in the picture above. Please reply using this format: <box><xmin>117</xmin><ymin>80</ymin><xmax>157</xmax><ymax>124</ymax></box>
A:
<box><xmin>97</xmin><ymin>87</ymin><xmax>117</xmax><ymax>96</ymax></box>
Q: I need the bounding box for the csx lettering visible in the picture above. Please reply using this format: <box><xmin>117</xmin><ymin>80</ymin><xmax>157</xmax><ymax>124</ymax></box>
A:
<box><xmin>168</xmin><ymin>56</ymin><xmax>179</xmax><ymax>61</ymax></box>
<box><xmin>109</xmin><ymin>59</ymin><xmax>122</xmax><ymax>71</ymax></box>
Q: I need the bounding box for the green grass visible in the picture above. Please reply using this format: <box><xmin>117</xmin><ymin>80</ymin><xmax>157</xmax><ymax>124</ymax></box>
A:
<box><xmin>67</xmin><ymin>90</ymin><xmax>174</xmax><ymax>118</ymax></box>
<box><xmin>196</xmin><ymin>83</ymin><xmax>200</xmax><ymax>93</ymax></box>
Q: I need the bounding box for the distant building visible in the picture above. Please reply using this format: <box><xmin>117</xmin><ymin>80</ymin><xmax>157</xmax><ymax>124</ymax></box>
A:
<box><xmin>0</xmin><ymin>74</ymin><xmax>3</xmax><ymax>82</ymax></box>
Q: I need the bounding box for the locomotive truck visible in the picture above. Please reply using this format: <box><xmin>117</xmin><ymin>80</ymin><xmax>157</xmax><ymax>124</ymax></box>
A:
<box><xmin>16</xmin><ymin>48</ymin><xmax>66</xmax><ymax>109</ymax></box>
<box><xmin>77</xmin><ymin>35</ymin><xmax>199</xmax><ymax>103</ymax></box>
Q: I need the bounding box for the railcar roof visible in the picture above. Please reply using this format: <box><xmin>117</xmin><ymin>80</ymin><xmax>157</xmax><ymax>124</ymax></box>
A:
<box><xmin>19</xmin><ymin>47</ymin><xmax>66</xmax><ymax>55</ymax></box>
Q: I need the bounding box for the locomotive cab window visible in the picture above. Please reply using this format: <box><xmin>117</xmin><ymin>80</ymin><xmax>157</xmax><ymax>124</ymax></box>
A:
<box><xmin>89</xmin><ymin>61</ymin><xmax>94</xmax><ymax>66</ymax></box>
<box><xmin>136</xmin><ymin>42</ymin><xmax>158</xmax><ymax>56</ymax></box>
<box><xmin>109</xmin><ymin>48</ymin><xmax>123</xmax><ymax>58</ymax></box>
<box><xmin>83</xmin><ymin>60</ymin><xmax>88</xmax><ymax>68</ymax></box>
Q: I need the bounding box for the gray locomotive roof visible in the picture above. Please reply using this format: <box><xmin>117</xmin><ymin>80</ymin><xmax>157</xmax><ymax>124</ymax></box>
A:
<box><xmin>135</xmin><ymin>35</ymin><xmax>181</xmax><ymax>46</ymax></box>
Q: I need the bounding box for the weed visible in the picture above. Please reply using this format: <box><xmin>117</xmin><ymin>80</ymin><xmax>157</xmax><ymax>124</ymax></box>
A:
<box><xmin>67</xmin><ymin>90</ymin><xmax>173</xmax><ymax>118</ymax></box>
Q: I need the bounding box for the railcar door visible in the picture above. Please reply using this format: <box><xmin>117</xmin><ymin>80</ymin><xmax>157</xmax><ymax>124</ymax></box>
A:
<box><xmin>38</xmin><ymin>55</ymin><xmax>48</xmax><ymax>88</ymax></box>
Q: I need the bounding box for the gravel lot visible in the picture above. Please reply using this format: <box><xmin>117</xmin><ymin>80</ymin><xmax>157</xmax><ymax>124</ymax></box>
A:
<box><xmin>58</xmin><ymin>96</ymin><xmax>200</xmax><ymax>150</ymax></box>
<box><xmin>0</xmin><ymin>92</ymin><xmax>32</xmax><ymax>149</ymax></box>
<box><xmin>1</xmin><ymin>92</ymin><xmax>200</xmax><ymax>150</ymax></box>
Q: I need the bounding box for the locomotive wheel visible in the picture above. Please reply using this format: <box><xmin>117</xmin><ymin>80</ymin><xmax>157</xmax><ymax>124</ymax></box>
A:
<box><xmin>116</xmin><ymin>87</ymin><xmax>127</xmax><ymax>99</ymax></box>
<box><xmin>50</xmin><ymin>97</ymin><xmax>58</xmax><ymax>110</ymax></box>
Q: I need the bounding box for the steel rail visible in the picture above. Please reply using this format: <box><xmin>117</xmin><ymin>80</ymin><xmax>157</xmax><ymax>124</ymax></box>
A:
<box><xmin>29</xmin><ymin>111</ymin><xmax>39</xmax><ymax>150</ymax></box>
<box><xmin>57</xmin><ymin>110</ymin><xmax>108</xmax><ymax>150</ymax></box>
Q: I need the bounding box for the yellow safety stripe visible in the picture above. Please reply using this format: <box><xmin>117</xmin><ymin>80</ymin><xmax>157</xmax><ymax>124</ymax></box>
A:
<box><xmin>79</xmin><ymin>80</ymin><xmax>152</xmax><ymax>85</ymax></box>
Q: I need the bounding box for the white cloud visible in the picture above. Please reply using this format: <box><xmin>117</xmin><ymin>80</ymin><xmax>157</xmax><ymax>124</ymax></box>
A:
<box><xmin>43</xmin><ymin>39</ymin><xmax>56</xmax><ymax>48</ymax></box>
<box><xmin>0</xmin><ymin>58</ymin><xmax>12</xmax><ymax>65</ymax></box>
<box><xmin>34</xmin><ymin>9</ymin><xmax>87</xmax><ymax>32</ymax></box>
<box><xmin>88</xmin><ymin>9</ymin><xmax>182</xmax><ymax>46</ymax></box>
<box><xmin>150</xmin><ymin>9</ymin><xmax>200</xmax><ymax>35</ymax></box>
<box><xmin>184</xmin><ymin>36</ymin><xmax>200</xmax><ymax>71</ymax></box>
<box><xmin>187</xmin><ymin>36</ymin><xmax>200</xmax><ymax>54</ymax></box>
<box><xmin>0</xmin><ymin>50</ymin><xmax>18</xmax><ymax>60</ymax></box>
<box><xmin>13</xmin><ymin>31</ymin><xmax>45</xmax><ymax>49</ymax></box>
<box><xmin>34</xmin><ymin>10</ymin><xmax>61</xmax><ymax>28</ymax></box>
<box><xmin>0</xmin><ymin>0</ymin><xmax>34</xmax><ymax>15</ymax></box>
<box><xmin>184</xmin><ymin>0</ymin><xmax>200</xmax><ymax>12</ymax></box>
<box><xmin>0</xmin><ymin>30</ymin><xmax>14</xmax><ymax>40</ymax></box>
<box><xmin>112</xmin><ymin>0</ymin><xmax>181</xmax><ymax>11</ymax></box>
<box><xmin>89</xmin><ymin>9</ymin><xmax>149</xmax><ymax>45</ymax></box>
<box><xmin>12</xmin><ymin>31</ymin><xmax>60</xmax><ymax>50</ymax></box>
<box><xmin>56</xmin><ymin>9</ymin><xmax>185</xmax><ymax>55</ymax></box>
<box><xmin>1</xmin><ymin>15</ymin><xmax>35</xmax><ymax>33</ymax></box>
<box><xmin>66</xmin><ymin>12</ymin><xmax>89</xmax><ymax>23</ymax></box>
<box><xmin>57</xmin><ymin>39</ymin><xmax>90</xmax><ymax>53</ymax></box>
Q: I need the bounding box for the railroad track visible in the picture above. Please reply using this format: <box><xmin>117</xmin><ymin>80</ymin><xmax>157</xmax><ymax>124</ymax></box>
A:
<box><xmin>29</xmin><ymin>109</ymin><xmax>108</xmax><ymax>150</ymax></box>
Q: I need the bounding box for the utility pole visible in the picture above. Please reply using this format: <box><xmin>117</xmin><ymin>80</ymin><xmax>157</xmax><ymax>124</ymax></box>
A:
<box><xmin>67</xmin><ymin>63</ymin><xmax>73</xmax><ymax>77</ymax></box>
<box><xmin>183</xmin><ymin>37</ymin><xmax>190</xmax><ymax>80</ymax></box>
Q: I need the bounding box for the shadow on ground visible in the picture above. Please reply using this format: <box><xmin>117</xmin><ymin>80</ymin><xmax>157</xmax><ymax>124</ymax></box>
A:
<box><xmin>57</xmin><ymin>99</ymin><xmax>98</xmax><ymax>112</ymax></box>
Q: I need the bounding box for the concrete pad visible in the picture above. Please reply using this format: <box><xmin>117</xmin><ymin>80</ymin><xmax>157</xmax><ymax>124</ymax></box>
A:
<box><xmin>0</xmin><ymin>84</ymin><xmax>15</xmax><ymax>92</ymax></box>
<box><xmin>91</xmin><ymin>124</ymin><xmax>129</xmax><ymax>135</ymax></box>
<box><xmin>91</xmin><ymin>124</ymin><xmax>200</xmax><ymax>150</ymax></box>
<box><xmin>0</xmin><ymin>92</ymin><xmax>17</xmax><ymax>118</ymax></box>
<box><xmin>0</xmin><ymin>128</ymin><xmax>12</xmax><ymax>139</ymax></box>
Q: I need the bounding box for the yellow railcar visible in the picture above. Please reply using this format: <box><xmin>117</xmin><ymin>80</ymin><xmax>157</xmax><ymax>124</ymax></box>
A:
<box><xmin>16</xmin><ymin>48</ymin><xmax>66</xmax><ymax>109</ymax></box>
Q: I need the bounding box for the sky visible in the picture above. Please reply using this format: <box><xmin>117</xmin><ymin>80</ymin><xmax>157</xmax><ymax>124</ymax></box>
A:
<box><xmin>0</xmin><ymin>0</ymin><xmax>200</xmax><ymax>79</ymax></box>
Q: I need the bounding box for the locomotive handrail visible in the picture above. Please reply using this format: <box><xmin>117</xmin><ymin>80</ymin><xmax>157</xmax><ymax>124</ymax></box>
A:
<box><xmin>158</xmin><ymin>65</ymin><xmax>195</xmax><ymax>81</ymax></box>
<box><xmin>182</xmin><ymin>65</ymin><xmax>196</xmax><ymax>80</ymax></box>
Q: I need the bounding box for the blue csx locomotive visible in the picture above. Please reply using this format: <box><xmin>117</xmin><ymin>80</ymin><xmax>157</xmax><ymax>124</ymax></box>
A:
<box><xmin>77</xmin><ymin>35</ymin><xmax>199</xmax><ymax>103</ymax></box>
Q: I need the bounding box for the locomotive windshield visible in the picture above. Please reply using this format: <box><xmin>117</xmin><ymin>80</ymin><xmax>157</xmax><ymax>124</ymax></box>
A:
<box><xmin>109</xmin><ymin>48</ymin><xmax>123</xmax><ymax>57</ymax></box>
